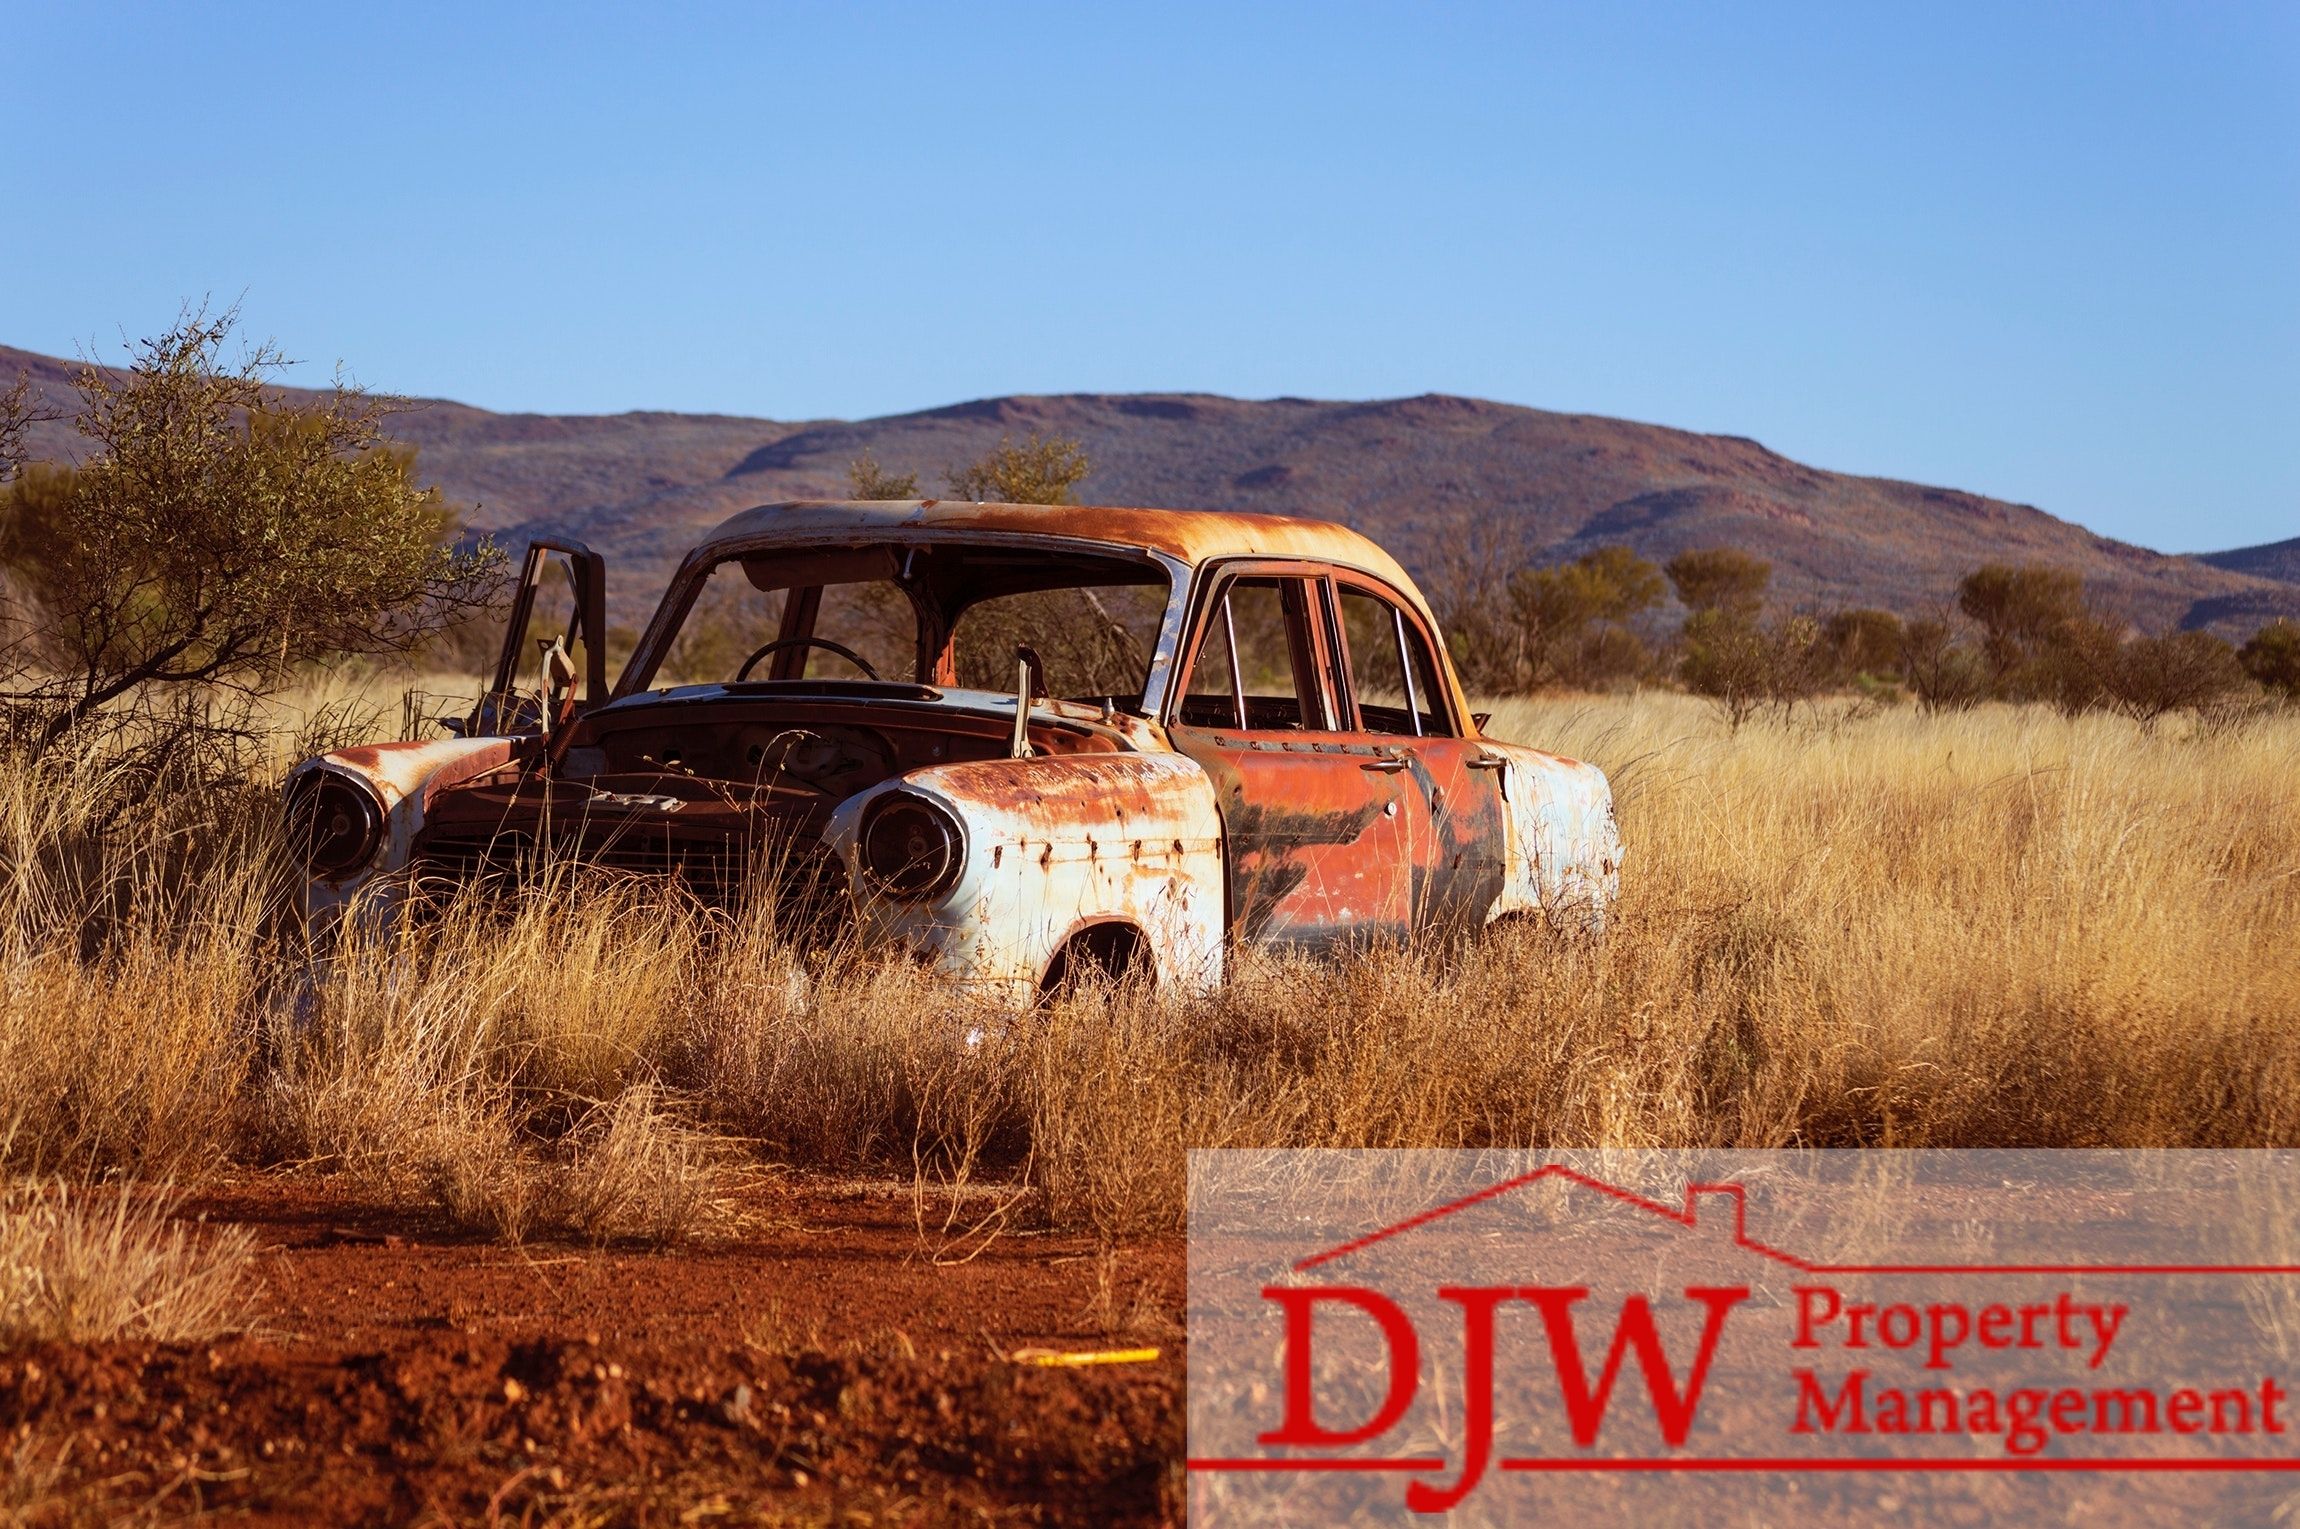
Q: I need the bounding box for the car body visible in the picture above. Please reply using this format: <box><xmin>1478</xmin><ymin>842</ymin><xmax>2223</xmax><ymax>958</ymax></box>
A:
<box><xmin>285</xmin><ymin>501</ymin><xmax>1621</xmax><ymax>1001</ymax></box>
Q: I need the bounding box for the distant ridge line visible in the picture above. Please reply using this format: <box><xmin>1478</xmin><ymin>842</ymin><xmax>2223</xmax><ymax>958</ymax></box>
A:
<box><xmin>2</xmin><ymin>343</ymin><xmax>2293</xmax><ymax>636</ymax></box>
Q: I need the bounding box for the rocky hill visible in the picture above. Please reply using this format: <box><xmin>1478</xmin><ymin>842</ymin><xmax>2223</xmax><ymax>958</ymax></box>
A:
<box><xmin>2199</xmin><ymin>535</ymin><xmax>2300</xmax><ymax>591</ymax></box>
<box><xmin>7</xmin><ymin>344</ymin><xmax>2294</xmax><ymax>636</ymax></box>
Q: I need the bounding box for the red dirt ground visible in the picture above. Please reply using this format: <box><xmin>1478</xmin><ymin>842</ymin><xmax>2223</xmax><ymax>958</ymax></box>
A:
<box><xmin>0</xmin><ymin>1174</ymin><xmax>1184</xmax><ymax>1526</ymax></box>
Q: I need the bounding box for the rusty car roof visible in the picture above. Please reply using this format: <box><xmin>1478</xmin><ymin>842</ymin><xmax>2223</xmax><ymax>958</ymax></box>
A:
<box><xmin>696</xmin><ymin>500</ymin><xmax>1423</xmax><ymax>595</ymax></box>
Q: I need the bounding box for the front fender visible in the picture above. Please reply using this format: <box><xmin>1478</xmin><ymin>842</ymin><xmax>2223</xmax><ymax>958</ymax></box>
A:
<box><xmin>1478</xmin><ymin>743</ymin><xmax>1623</xmax><ymax>932</ymax></box>
<box><xmin>284</xmin><ymin>735</ymin><xmax>522</xmax><ymax>926</ymax></box>
<box><xmin>825</xmin><ymin>752</ymin><xmax>1225</xmax><ymax>1002</ymax></box>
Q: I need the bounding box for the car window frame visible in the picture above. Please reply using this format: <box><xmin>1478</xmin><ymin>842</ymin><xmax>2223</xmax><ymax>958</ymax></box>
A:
<box><xmin>1323</xmin><ymin>571</ymin><xmax>1461</xmax><ymax>739</ymax></box>
<box><xmin>1167</xmin><ymin>560</ymin><xmax>1344</xmax><ymax>733</ymax></box>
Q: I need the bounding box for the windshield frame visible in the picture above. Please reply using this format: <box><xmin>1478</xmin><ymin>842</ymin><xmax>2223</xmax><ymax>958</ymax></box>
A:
<box><xmin>616</xmin><ymin>531</ymin><xmax>1193</xmax><ymax>715</ymax></box>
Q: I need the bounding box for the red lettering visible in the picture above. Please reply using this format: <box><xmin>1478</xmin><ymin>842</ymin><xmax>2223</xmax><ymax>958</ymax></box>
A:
<box><xmin>1915</xmin><ymin>1387</ymin><xmax>1959</xmax><ymax>1432</ymax></box>
<box><xmin>1978</xmin><ymin>1304</ymin><xmax>2014</xmax><ymax>1348</ymax></box>
<box><xmin>2168</xmin><ymin>1389</ymin><xmax>2205</xmax><ymax>1433</ymax></box>
<box><xmin>2006</xmin><ymin>1388</ymin><xmax>2049</xmax><ymax>1454</ymax></box>
<box><xmin>1256</xmin><ymin>1286</ymin><xmax>1420</xmax><ymax>1448</ymax></box>
<box><xmin>1403</xmin><ymin>1288</ymin><xmax>1515</xmax><ymax>1514</ymax></box>
<box><xmin>1521</xmin><ymin>1285</ymin><xmax>1749</xmax><ymax>1447</ymax></box>
<box><xmin>1792</xmin><ymin>1286</ymin><xmax>1840</xmax><ymax>1348</ymax></box>
<box><xmin>2093</xmin><ymin>1389</ymin><xmax>2162</xmax><ymax>1434</ymax></box>
<box><xmin>2049</xmin><ymin>1388</ymin><xmax>2087</xmax><ymax>1434</ymax></box>
<box><xmin>2209</xmin><ymin>1388</ymin><xmax>2255</xmax><ymax>1432</ymax></box>
<box><xmin>1791</xmin><ymin>1369</ymin><xmax>1867</xmax><ymax>1433</ymax></box>
<box><xmin>2085</xmin><ymin>1304</ymin><xmax>2126</xmax><ymax>1368</ymax></box>
<box><xmin>1878</xmin><ymin>1305</ymin><xmax>1919</xmax><ymax>1349</ymax></box>
<box><xmin>1925</xmin><ymin>1304</ymin><xmax>1968</xmax><ymax>1370</ymax></box>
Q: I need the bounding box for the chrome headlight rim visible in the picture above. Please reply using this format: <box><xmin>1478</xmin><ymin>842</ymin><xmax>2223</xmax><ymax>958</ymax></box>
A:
<box><xmin>857</xmin><ymin>791</ymin><xmax>966</xmax><ymax>903</ymax></box>
<box><xmin>286</xmin><ymin>769</ymin><xmax>387</xmax><ymax>881</ymax></box>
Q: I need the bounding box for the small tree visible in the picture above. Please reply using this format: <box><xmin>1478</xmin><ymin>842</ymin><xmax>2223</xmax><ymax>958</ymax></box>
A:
<box><xmin>2031</xmin><ymin>614</ymin><xmax>2253</xmax><ymax>725</ymax></box>
<box><xmin>1664</xmin><ymin>547</ymin><xmax>1824</xmax><ymax>726</ymax></box>
<box><xmin>2240</xmin><ymin>620</ymin><xmax>2300</xmax><ymax>702</ymax></box>
<box><xmin>847</xmin><ymin>450</ymin><xmax>918</xmax><ymax>500</ymax></box>
<box><xmin>1664</xmin><ymin>547</ymin><xmax>1770</xmax><ymax>620</ymax></box>
<box><xmin>1898</xmin><ymin>615</ymin><xmax>1987</xmax><ymax>712</ymax></box>
<box><xmin>1822</xmin><ymin>607</ymin><xmax>1905</xmax><ymax>682</ymax></box>
<box><xmin>1766</xmin><ymin>615</ymin><xmax>1833</xmax><ymax>711</ymax></box>
<box><xmin>1423</xmin><ymin>523</ymin><xmax>1526</xmax><ymax>693</ymax></box>
<box><xmin>947</xmin><ymin>433</ymin><xmax>1090</xmax><ymax>505</ymax></box>
<box><xmin>1680</xmin><ymin>609</ymin><xmax>1827</xmax><ymax>729</ymax></box>
<box><xmin>1957</xmin><ymin>563</ymin><xmax>2083</xmax><ymax>694</ymax></box>
<box><xmin>1571</xmin><ymin>625</ymin><xmax>1658</xmax><ymax>689</ymax></box>
<box><xmin>2110</xmin><ymin>630</ymin><xmax>2250</xmax><ymax>723</ymax></box>
<box><xmin>1506</xmin><ymin>544</ymin><xmax>1663</xmax><ymax>689</ymax></box>
<box><xmin>0</xmin><ymin>310</ymin><xmax>500</xmax><ymax>749</ymax></box>
<box><xmin>1677</xmin><ymin>609</ymin><xmax>1773</xmax><ymax>729</ymax></box>
<box><xmin>2079</xmin><ymin>628</ymin><xmax>2251</xmax><ymax>726</ymax></box>
<box><xmin>2028</xmin><ymin>613</ymin><xmax>2120</xmax><ymax>716</ymax></box>
<box><xmin>0</xmin><ymin>375</ymin><xmax>42</xmax><ymax>484</ymax></box>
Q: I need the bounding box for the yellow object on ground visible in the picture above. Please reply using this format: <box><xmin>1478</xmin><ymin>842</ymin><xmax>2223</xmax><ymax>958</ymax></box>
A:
<box><xmin>1010</xmin><ymin>1347</ymin><xmax>1162</xmax><ymax>1367</ymax></box>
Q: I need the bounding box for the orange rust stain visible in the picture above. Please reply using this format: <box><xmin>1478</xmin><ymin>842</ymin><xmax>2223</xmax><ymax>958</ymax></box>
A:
<box><xmin>698</xmin><ymin>500</ymin><xmax>1416</xmax><ymax>592</ymax></box>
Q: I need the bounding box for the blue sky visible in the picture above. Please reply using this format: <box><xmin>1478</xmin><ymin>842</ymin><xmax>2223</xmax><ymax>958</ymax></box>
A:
<box><xmin>5</xmin><ymin>3</ymin><xmax>2294</xmax><ymax>552</ymax></box>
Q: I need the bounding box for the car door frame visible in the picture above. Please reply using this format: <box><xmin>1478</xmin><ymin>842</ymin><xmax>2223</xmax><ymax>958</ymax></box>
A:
<box><xmin>471</xmin><ymin>536</ymin><xmax>609</xmax><ymax>738</ymax></box>
<box><xmin>1162</xmin><ymin>558</ymin><xmax>1417</xmax><ymax>951</ymax></box>
<box><xmin>1318</xmin><ymin>568</ymin><xmax>1512</xmax><ymax>937</ymax></box>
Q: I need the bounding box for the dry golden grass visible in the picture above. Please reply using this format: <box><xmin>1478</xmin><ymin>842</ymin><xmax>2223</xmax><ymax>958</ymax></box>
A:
<box><xmin>255</xmin><ymin>888</ymin><xmax>764</xmax><ymax>1246</ymax></box>
<box><xmin>0</xmin><ymin>1181</ymin><xmax>257</xmax><ymax>1348</ymax></box>
<box><xmin>0</xmin><ymin>688</ymin><xmax>2293</xmax><ymax>1240</ymax></box>
<box><xmin>1484</xmin><ymin>692</ymin><xmax>2300</xmax><ymax>1149</ymax></box>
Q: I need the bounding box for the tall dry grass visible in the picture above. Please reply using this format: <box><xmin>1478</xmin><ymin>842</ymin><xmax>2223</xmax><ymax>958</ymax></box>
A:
<box><xmin>0</xmin><ymin>1181</ymin><xmax>257</xmax><ymax>1346</ymax></box>
<box><xmin>0</xmin><ymin>689</ymin><xmax>2292</xmax><ymax>1243</ymax></box>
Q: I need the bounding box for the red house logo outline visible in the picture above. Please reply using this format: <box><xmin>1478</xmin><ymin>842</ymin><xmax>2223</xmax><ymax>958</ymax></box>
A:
<box><xmin>1191</xmin><ymin>1161</ymin><xmax>2300</xmax><ymax>1482</ymax></box>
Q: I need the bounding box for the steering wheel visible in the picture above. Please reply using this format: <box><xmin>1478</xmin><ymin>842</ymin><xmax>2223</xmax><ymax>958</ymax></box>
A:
<box><xmin>734</xmin><ymin>636</ymin><xmax>882</xmax><ymax>683</ymax></box>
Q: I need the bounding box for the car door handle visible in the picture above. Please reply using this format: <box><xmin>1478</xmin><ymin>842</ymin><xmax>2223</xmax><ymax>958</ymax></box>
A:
<box><xmin>1360</xmin><ymin>757</ymin><xmax>1409</xmax><ymax>773</ymax></box>
<box><xmin>1467</xmin><ymin>754</ymin><xmax>1509</xmax><ymax>769</ymax></box>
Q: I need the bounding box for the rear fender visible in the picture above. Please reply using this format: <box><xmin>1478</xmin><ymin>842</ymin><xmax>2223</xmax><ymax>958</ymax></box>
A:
<box><xmin>1475</xmin><ymin>743</ymin><xmax>1623</xmax><ymax>932</ymax></box>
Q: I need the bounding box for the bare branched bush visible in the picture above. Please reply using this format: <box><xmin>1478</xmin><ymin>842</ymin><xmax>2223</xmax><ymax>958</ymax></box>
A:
<box><xmin>0</xmin><ymin>373</ymin><xmax>51</xmax><ymax>485</ymax></box>
<box><xmin>1676</xmin><ymin>611</ymin><xmax>1828</xmax><ymax>728</ymax></box>
<box><xmin>1899</xmin><ymin>611</ymin><xmax>1988</xmax><ymax>712</ymax></box>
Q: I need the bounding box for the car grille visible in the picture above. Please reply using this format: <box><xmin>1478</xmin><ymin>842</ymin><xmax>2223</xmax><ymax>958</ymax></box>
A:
<box><xmin>412</xmin><ymin>826</ymin><xmax>851</xmax><ymax>935</ymax></box>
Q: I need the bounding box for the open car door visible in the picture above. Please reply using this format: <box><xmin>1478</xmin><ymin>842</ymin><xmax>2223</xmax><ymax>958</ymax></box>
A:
<box><xmin>467</xmin><ymin>537</ymin><xmax>608</xmax><ymax>738</ymax></box>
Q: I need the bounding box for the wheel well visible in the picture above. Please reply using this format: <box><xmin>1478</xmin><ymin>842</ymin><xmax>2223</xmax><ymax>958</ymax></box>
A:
<box><xmin>1039</xmin><ymin>920</ymin><xmax>1152</xmax><ymax>998</ymax></box>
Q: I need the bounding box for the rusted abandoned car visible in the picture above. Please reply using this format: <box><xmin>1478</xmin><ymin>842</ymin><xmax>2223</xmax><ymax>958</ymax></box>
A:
<box><xmin>286</xmin><ymin>502</ymin><xmax>1620</xmax><ymax>1000</ymax></box>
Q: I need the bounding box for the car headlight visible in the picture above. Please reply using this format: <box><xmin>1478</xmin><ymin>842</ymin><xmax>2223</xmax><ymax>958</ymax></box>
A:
<box><xmin>286</xmin><ymin>772</ymin><xmax>386</xmax><ymax>879</ymax></box>
<box><xmin>858</xmin><ymin>793</ymin><xmax>965</xmax><ymax>901</ymax></box>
